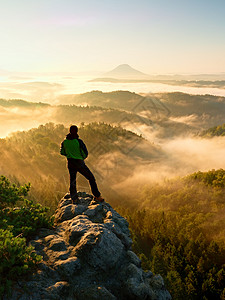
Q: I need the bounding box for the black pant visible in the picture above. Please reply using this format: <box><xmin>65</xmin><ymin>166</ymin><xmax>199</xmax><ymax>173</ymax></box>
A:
<box><xmin>67</xmin><ymin>158</ymin><xmax>100</xmax><ymax>199</ymax></box>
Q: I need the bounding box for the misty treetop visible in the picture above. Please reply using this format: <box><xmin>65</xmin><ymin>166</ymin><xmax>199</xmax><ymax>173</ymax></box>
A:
<box><xmin>134</xmin><ymin>171</ymin><xmax>225</xmax><ymax>239</ymax></box>
<box><xmin>200</xmin><ymin>123</ymin><xmax>225</xmax><ymax>137</ymax></box>
<box><xmin>188</xmin><ymin>169</ymin><xmax>225</xmax><ymax>188</ymax></box>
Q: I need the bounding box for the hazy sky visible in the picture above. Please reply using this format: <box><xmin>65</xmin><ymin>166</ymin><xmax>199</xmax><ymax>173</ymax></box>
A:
<box><xmin>0</xmin><ymin>0</ymin><xmax>225</xmax><ymax>74</ymax></box>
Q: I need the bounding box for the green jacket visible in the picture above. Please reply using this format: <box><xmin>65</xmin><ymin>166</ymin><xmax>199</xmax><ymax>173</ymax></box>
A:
<box><xmin>60</xmin><ymin>134</ymin><xmax>88</xmax><ymax>160</ymax></box>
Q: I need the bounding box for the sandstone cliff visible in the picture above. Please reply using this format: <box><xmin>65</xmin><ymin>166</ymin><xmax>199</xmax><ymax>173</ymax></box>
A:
<box><xmin>7</xmin><ymin>192</ymin><xmax>171</xmax><ymax>300</ymax></box>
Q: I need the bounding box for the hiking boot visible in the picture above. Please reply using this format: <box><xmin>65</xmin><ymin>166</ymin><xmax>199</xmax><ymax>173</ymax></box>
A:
<box><xmin>94</xmin><ymin>196</ymin><xmax>104</xmax><ymax>203</ymax></box>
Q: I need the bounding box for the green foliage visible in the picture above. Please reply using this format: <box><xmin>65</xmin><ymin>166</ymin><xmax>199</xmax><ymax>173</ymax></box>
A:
<box><xmin>0</xmin><ymin>175</ymin><xmax>30</xmax><ymax>209</ymax></box>
<box><xmin>0</xmin><ymin>176</ymin><xmax>54</xmax><ymax>238</ymax></box>
<box><xmin>0</xmin><ymin>198</ymin><xmax>54</xmax><ymax>238</ymax></box>
<box><xmin>0</xmin><ymin>176</ymin><xmax>53</xmax><ymax>298</ymax></box>
<box><xmin>0</xmin><ymin>229</ymin><xmax>42</xmax><ymax>297</ymax></box>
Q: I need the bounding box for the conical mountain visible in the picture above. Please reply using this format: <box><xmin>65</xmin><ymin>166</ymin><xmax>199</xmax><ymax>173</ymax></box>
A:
<box><xmin>104</xmin><ymin>64</ymin><xmax>148</xmax><ymax>78</ymax></box>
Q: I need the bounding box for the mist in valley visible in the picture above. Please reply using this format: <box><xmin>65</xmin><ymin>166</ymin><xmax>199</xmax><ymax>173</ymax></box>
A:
<box><xmin>1</xmin><ymin>81</ymin><xmax>225</xmax><ymax>209</ymax></box>
<box><xmin>1</xmin><ymin>87</ymin><xmax>225</xmax><ymax>183</ymax></box>
<box><xmin>1</xmin><ymin>73</ymin><xmax>225</xmax><ymax>104</ymax></box>
<box><xmin>98</xmin><ymin>133</ymin><xmax>225</xmax><ymax>203</ymax></box>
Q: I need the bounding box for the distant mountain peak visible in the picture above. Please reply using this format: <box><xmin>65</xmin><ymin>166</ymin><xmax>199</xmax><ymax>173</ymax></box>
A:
<box><xmin>113</xmin><ymin>64</ymin><xmax>139</xmax><ymax>70</ymax></box>
<box><xmin>104</xmin><ymin>64</ymin><xmax>148</xmax><ymax>78</ymax></box>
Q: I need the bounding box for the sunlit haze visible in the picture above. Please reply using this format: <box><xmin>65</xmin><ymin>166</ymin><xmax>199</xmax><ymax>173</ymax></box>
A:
<box><xmin>0</xmin><ymin>0</ymin><xmax>225</xmax><ymax>74</ymax></box>
<box><xmin>1</xmin><ymin>2</ymin><xmax>225</xmax><ymax>297</ymax></box>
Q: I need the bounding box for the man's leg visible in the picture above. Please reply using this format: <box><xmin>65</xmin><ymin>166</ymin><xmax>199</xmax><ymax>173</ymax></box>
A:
<box><xmin>78</xmin><ymin>162</ymin><xmax>101</xmax><ymax>198</ymax></box>
<box><xmin>69</xmin><ymin>169</ymin><xmax>78</xmax><ymax>200</ymax></box>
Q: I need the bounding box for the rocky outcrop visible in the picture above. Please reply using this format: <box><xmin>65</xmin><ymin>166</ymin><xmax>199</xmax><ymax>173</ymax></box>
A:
<box><xmin>7</xmin><ymin>193</ymin><xmax>171</xmax><ymax>300</ymax></box>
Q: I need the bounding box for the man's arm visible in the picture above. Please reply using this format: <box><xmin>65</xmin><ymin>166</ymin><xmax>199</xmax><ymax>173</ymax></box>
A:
<box><xmin>60</xmin><ymin>141</ymin><xmax>67</xmax><ymax>156</ymax></box>
<box><xmin>78</xmin><ymin>139</ymin><xmax>88</xmax><ymax>159</ymax></box>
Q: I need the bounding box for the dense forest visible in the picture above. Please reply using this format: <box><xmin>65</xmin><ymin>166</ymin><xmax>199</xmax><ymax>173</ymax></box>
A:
<box><xmin>117</xmin><ymin>169</ymin><xmax>225</xmax><ymax>299</ymax></box>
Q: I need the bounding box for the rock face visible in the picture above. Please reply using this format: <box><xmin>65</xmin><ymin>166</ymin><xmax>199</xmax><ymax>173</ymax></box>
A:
<box><xmin>7</xmin><ymin>193</ymin><xmax>171</xmax><ymax>300</ymax></box>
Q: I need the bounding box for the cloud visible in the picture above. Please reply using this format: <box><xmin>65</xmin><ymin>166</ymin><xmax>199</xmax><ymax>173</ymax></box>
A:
<box><xmin>169</xmin><ymin>114</ymin><xmax>198</xmax><ymax>126</ymax></box>
<box><xmin>163</xmin><ymin>137</ymin><xmax>225</xmax><ymax>172</ymax></box>
<box><xmin>106</xmin><ymin>135</ymin><xmax>225</xmax><ymax>202</ymax></box>
<box><xmin>0</xmin><ymin>81</ymin><xmax>63</xmax><ymax>102</ymax></box>
<box><xmin>0</xmin><ymin>106</ymin><xmax>57</xmax><ymax>138</ymax></box>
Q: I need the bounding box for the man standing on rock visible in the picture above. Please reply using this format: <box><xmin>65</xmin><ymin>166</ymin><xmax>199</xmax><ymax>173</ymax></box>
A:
<box><xmin>60</xmin><ymin>125</ymin><xmax>104</xmax><ymax>203</ymax></box>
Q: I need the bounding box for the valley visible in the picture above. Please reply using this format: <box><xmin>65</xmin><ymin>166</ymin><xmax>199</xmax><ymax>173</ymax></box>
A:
<box><xmin>1</xmin><ymin>83</ymin><xmax>225</xmax><ymax>299</ymax></box>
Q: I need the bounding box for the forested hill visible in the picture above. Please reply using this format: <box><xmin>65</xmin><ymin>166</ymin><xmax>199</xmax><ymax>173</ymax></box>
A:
<box><xmin>0</xmin><ymin>122</ymin><xmax>160</xmax><ymax>208</ymax></box>
<box><xmin>59</xmin><ymin>91</ymin><xmax>225</xmax><ymax>132</ymax></box>
<box><xmin>4</xmin><ymin>91</ymin><xmax>225</xmax><ymax>139</ymax></box>
<box><xmin>200</xmin><ymin>123</ymin><xmax>225</xmax><ymax>137</ymax></box>
<box><xmin>0</xmin><ymin>97</ymin><xmax>195</xmax><ymax>139</ymax></box>
<box><xmin>58</xmin><ymin>90</ymin><xmax>143</xmax><ymax>110</ymax></box>
<box><xmin>0</xmin><ymin>98</ymin><xmax>49</xmax><ymax>107</ymax></box>
<box><xmin>59</xmin><ymin>91</ymin><xmax>225</xmax><ymax>119</ymax></box>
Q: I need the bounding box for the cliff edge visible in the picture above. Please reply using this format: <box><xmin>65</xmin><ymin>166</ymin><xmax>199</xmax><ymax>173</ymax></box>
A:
<box><xmin>7</xmin><ymin>193</ymin><xmax>171</xmax><ymax>300</ymax></box>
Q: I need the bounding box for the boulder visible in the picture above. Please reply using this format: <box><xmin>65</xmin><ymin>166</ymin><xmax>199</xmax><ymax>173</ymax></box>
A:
<box><xmin>4</xmin><ymin>192</ymin><xmax>171</xmax><ymax>300</ymax></box>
